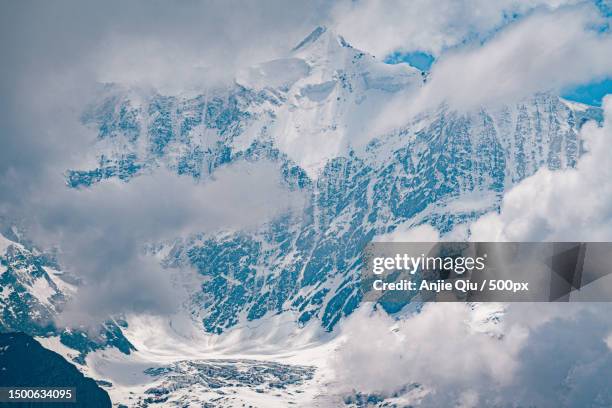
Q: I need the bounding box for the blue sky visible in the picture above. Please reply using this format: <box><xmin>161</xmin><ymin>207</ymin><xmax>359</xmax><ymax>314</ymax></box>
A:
<box><xmin>384</xmin><ymin>51</ymin><xmax>435</xmax><ymax>71</ymax></box>
<box><xmin>562</xmin><ymin>78</ymin><xmax>612</xmax><ymax>106</ymax></box>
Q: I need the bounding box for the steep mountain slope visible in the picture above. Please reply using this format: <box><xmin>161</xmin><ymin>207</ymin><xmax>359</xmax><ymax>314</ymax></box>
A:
<box><xmin>66</xmin><ymin>27</ymin><xmax>601</xmax><ymax>334</ymax></box>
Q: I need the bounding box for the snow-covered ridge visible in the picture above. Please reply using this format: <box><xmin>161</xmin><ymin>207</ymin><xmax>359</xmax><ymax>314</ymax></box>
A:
<box><xmin>62</xmin><ymin>26</ymin><xmax>603</xmax><ymax>339</ymax></box>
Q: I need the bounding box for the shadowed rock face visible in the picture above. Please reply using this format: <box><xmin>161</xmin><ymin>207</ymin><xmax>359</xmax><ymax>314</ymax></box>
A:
<box><xmin>0</xmin><ymin>332</ymin><xmax>111</xmax><ymax>408</ymax></box>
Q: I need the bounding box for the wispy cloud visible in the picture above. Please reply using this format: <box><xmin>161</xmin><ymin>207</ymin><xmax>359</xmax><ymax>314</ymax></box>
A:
<box><xmin>331</xmin><ymin>0</ymin><xmax>582</xmax><ymax>58</ymax></box>
<box><xmin>44</xmin><ymin>162</ymin><xmax>305</xmax><ymax>327</ymax></box>
<box><xmin>370</xmin><ymin>4</ymin><xmax>612</xmax><ymax>134</ymax></box>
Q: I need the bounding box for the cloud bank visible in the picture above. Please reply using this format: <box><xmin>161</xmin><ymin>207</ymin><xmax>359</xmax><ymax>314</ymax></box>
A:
<box><xmin>421</xmin><ymin>4</ymin><xmax>612</xmax><ymax>110</ymax></box>
<box><xmin>332</xmin><ymin>0</ymin><xmax>582</xmax><ymax>58</ymax></box>
<box><xmin>333</xmin><ymin>302</ymin><xmax>612</xmax><ymax>407</ymax></box>
<box><xmin>371</xmin><ymin>3</ymin><xmax>612</xmax><ymax>134</ymax></box>
<box><xmin>2</xmin><ymin>158</ymin><xmax>304</xmax><ymax>328</ymax></box>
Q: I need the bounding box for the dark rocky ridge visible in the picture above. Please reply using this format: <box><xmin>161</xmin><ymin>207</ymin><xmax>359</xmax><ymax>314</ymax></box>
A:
<box><xmin>0</xmin><ymin>332</ymin><xmax>111</xmax><ymax>407</ymax></box>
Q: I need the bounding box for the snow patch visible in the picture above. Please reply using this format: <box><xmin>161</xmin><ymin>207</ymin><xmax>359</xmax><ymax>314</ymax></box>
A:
<box><xmin>236</xmin><ymin>58</ymin><xmax>310</xmax><ymax>90</ymax></box>
<box><xmin>29</xmin><ymin>277</ymin><xmax>56</xmax><ymax>306</ymax></box>
<box><xmin>561</xmin><ymin>97</ymin><xmax>590</xmax><ymax>112</ymax></box>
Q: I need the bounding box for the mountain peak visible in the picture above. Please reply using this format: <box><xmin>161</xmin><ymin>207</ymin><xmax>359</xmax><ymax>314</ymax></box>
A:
<box><xmin>291</xmin><ymin>26</ymin><xmax>353</xmax><ymax>53</ymax></box>
<box><xmin>291</xmin><ymin>26</ymin><xmax>327</xmax><ymax>51</ymax></box>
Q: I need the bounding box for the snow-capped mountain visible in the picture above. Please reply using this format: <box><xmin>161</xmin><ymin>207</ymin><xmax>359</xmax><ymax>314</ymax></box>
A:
<box><xmin>0</xmin><ymin>26</ymin><xmax>604</xmax><ymax>406</ymax></box>
<box><xmin>67</xmin><ymin>26</ymin><xmax>600</xmax><ymax>334</ymax></box>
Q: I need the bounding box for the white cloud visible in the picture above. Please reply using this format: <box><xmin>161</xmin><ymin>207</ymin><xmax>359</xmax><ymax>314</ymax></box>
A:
<box><xmin>426</xmin><ymin>5</ymin><xmax>611</xmax><ymax>108</ymax></box>
<box><xmin>606</xmin><ymin>332</ymin><xmax>612</xmax><ymax>350</ymax></box>
<box><xmin>470</xmin><ymin>95</ymin><xmax>612</xmax><ymax>241</ymax></box>
<box><xmin>374</xmin><ymin>223</ymin><xmax>440</xmax><ymax>242</ymax></box>
<box><xmin>25</xmin><ymin>161</ymin><xmax>305</xmax><ymax>327</ymax></box>
<box><xmin>370</xmin><ymin>4</ymin><xmax>612</xmax><ymax>134</ymax></box>
<box><xmin>332</xmin><ymin>0</ymin><xmax>581</xmax><ymax>58</ymax></box>
<box><xmin>332</xmin><ymin>303</ymin><xmax>527</xmax><ymax>401</ymax></box>
<box><xmin>333</xmin><ymin>302</ymin><xmax>612</xmax><ymax>406</ymax></box>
